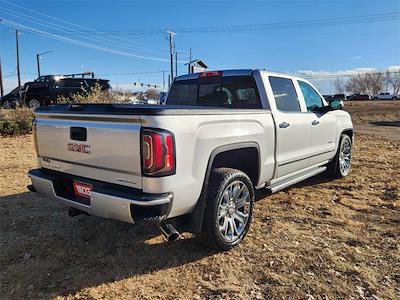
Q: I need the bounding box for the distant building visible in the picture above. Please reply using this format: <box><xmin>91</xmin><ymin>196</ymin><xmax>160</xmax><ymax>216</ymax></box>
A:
<box><xmin>186</xmin><ymin>59</ymin><xmax>208</xmax><ymax>74</ymax></box>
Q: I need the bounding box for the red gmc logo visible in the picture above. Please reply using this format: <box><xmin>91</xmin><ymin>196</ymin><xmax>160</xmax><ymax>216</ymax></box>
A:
<box><xmin>67</xmin><ymin>142</ymin><xmax>91</xmax><ymax>153</ymax></box>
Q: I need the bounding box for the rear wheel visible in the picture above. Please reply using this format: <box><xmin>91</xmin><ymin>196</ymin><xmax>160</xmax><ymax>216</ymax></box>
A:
<box><xmin>327</xmin><ymin>134</ymin><xmax>352</xmax><ymax>178</ymax></box>
<box><xmin>201</xmin><ymin>168</ymin><xmax>254</xmax><ymax>251</ymax></box>
<box><xmin>392</xmin><ymin>97</ymin><xmax>398</xmax><ymax>100</ymax></box>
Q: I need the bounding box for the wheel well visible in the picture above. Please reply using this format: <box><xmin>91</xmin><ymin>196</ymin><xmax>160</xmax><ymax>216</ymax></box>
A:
<box><xmin>211</xmin><ymin>147</ymin><xmax>259</xmax><ymax>186</ymax></box>
<box><xmin>342</xmin><ymin>129</ymin><xmax>353</xmax><ymax>139</ymax></box>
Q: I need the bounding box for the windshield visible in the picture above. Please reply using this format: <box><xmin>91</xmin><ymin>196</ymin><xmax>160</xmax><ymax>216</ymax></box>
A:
<box><xmin>167</xmin><ymin>75</ymin><xmax>262</xmax><ymax>108</ymax></box>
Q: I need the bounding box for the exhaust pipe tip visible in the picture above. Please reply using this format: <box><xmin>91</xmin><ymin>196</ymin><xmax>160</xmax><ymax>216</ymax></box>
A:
<box><xmin>159</xmin><ymin>223</ymin><xmax>180</xmax><ymax>241</ymax></box>
<box><xmin>27</xmin><ymin>184</ymin><xmax>36</xmax><ymax>193</ymax></box>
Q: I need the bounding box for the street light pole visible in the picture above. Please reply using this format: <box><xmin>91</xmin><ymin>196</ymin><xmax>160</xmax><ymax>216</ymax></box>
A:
<box><xmin>15</xmin><ymin>29</ymin><xmax>21</xmax><ymax>88</ymax></box>
<box><xmin>36</xmin><ymin>51</ymin><xmax>54</xmax><ymax>78</ymax></box>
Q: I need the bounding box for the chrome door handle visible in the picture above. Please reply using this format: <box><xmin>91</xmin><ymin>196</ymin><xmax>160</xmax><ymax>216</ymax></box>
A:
<box><xmin>279</xmin><ymin>122</ymin><xmax>290</xmax><ymax>128</ymax></box>
<box><xmin>312</xmin><ymin>120</ymin><xmax>320</xmax><ymax>125</ymax></box>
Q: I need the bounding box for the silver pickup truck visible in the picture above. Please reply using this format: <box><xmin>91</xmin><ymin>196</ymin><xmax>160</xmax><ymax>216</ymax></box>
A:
<box><xmin>28</xmin><ymin>69</ymin><xmax>353</xmax><ymax>250</ymax></box>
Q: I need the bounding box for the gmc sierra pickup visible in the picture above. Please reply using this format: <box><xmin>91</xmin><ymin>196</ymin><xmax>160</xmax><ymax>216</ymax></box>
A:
<box><xmin>28</xmin><ymin>69</ymin><xmax>353</xmax><ymax>250</ymax></box>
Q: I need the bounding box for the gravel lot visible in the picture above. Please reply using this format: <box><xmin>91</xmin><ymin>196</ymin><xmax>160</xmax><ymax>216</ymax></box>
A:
<box><xmin>0</xmin><ymin>101</ymin><xmax>399</xmax><ymax>299</ymax></box>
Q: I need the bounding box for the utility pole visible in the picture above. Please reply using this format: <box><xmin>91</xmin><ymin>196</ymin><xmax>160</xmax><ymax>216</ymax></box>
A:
<box><xmin>188</xmin><ymin>48</ymin><xmax>192</xmax><ymax>74</ymax></box>
<box><xmin>162</xmin><ymin>71</ymin><xmax>165</xmax><ymax>91</ymax></box>
<box><xmin>36</xmin><ymin>54</ymin><xmax>40</xmax><ymax>78</ymax></box>
<box><xmin>15</xmin><ymin>29</ymin><xmax>21</xmax><ymax>88</ymax></box>
<box><xmin>175</xmin><ymin>52</ymin><xmax>178</xmax><ymax>77</ymax></box>
<box><xmin>0</xmin><ymin>57</ymin><xmax>4</xmax><ymax>97</ymax></box>
<box><xmin>167</xmin><ymin>31</ymin><xmax>175</xmax><ymax>87</ymax></box>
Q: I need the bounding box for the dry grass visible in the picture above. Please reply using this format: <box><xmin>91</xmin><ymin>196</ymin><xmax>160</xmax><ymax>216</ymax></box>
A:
<box><xmin>0</xmin><ymin>108</ymin><xmax>35</xmax><ymax>136</ymax></box>
<box><xmin>0</xmin><ymin>102</ymin><xmax>399</xmax><ymax>299</ymax></box>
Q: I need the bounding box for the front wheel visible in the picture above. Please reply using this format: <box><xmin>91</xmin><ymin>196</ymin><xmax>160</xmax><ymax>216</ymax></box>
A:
<box><xmin>201</xmin><ymin>168</ymin><xmax>254</xmax><ymax>251</ymax></box>
<box><xmin>2</xmin><ymin>100</ymin><xmax>13</xmax><ymax>109</ymax></box>
<box><xmin>327</xmin><ymin>134</ymin><xmax>352</xmax><ymax>178</ymax></box>
<box><xmin>27</xmin><ymin>99</ymin><xmax>41</xmax><ymax>109</ymax></box>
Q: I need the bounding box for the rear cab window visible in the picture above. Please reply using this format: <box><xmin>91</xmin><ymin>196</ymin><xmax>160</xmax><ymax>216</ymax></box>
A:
<box><xmin>167</xmin><ymin>75</ymin><xmax>262</xmax><ymax>108</ymax></box>
<box><xmin>269</xmin><ymin>76</ymin><xmax>300</xmax><ymax>112</ymax></box>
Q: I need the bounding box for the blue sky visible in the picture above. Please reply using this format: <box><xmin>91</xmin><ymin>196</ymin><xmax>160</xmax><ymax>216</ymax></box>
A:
<box><xmin>1</xmin><ymin>0</ymin><xmax>399</xmax><ymax>93</ymax></box>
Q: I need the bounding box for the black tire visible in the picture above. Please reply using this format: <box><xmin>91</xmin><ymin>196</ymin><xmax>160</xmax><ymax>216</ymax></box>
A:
<box><xmin>372</xmin><ymin>97</ymin><xmax>378</xmax><ymax>100</ymax></box>
<box><xmin>201</xmin><ymin>168</ymin><xmax>254</xmax><ymax>251</ymax></box>
<box><xmin>327</xmin><ymin>134</ymin><xmax>352</xmax><ymax>178</ymax></box>
<box><xmin>392</xmin><ymin>97</ymin><xmax>398</xmax><ymax>100</ymax></box>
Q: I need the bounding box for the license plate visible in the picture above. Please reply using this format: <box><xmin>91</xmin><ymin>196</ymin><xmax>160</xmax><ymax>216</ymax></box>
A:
<box><xmin>73</xmin><ymin>181</ymin><xmax>92</xmax><ymax>199</ymax></box>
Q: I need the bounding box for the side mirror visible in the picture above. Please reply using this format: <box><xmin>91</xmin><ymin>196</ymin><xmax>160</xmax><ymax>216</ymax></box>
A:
<box><xmin>329</xmin><ymin>99</ymin><xmax>343</xmax><ymax>110</ymax></box>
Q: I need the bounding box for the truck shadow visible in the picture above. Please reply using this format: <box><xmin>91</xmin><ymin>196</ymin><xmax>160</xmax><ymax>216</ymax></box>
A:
<box><xmin>0</xmin><ymin>191</ymin><xmax>216</xmax><ymax>299</ymax></box>
<box><xmin>1</xmin><ymin>174</ymin><xmax>335</xmax><ymax>298</ymax></box>
<box><xmin>370</xmin><ymin>120</ymin><xmax>400</xmax><ymax>127</ymax></box>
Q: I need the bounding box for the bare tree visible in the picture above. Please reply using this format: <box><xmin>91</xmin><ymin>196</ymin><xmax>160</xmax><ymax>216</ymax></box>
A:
<box><xmin>345</xmin><ymin>72</ymin><xmax>384</xmax><ymax>95</ymax></box>
<box><xmin>333</xmin><ymin>78</ymin><xmax>345</xmax><ymax>94</ymax></box>
<box><xmin>146</xmin><ymin>88</ymin><xmax>160</xmax><ymax>100</ymax></box>
<box><xmin>385</xmin><ymin>70</ymin><xmax>400</xmax><ymax>94</ymax></box>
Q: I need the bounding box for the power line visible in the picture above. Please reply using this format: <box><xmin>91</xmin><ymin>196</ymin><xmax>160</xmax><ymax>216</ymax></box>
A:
<box><xmin>55</xmin><ymin>12</ymin><xmax>399</xmax><ymax>35</ymax></box>
<box><xmin>0</xmin><ymin>18</ymin><xmax>172</xmax><ymax>63</ymax></box>
<box><xmin>2</xmin><ymin>0</ymin><xmax>170</xmax><ymax>52</ymax></box>
<box><xmin>1</xmin><ymin>7</ymin><xmax>169</xmax><ymax>56</ymax></box>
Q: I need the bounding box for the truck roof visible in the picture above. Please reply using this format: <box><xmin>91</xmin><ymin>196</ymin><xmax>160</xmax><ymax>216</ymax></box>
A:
<box><xmin>174</xmin><ymin>69</ymin><xmax>298</xmax><ymax>81</ymax></box>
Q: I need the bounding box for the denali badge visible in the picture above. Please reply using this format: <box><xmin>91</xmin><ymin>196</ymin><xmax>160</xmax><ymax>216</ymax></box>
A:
<box><xmin>67</xmin><ymin>142</ymin><xmax>91</xmax><ymax>153</ymax></box>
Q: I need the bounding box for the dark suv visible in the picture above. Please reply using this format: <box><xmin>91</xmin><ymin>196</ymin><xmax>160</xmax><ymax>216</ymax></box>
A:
<box><xmin>22</xmin><ymin>74</ymin><xmax>110</xmax><ymax>108</ymax></box>
<box><xmin>1</xmin><ymin>86</ymin><xmax>24</xmax><ymax>109</ymax></box>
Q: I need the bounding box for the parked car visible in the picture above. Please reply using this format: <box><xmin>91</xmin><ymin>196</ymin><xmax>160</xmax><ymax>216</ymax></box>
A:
<box><xmin>21</xmin><ymin>74</ymin><xmax>110</xmax><ymax>108</ymax></box>
<box><xmin>347</xmin><ymin>94</ymin><xmax>370</xmax><ymax>101</ymax></box>
<box><xmin>372</xmin><ymin>92</ymin><xmax>399</xmax><ymax>100</ymax></box>
<box><xmin>0</xmin><ymin>86</ymin><xmax>23</xmax><ymax>108</ymax></box>
<box><xmin>28</xmin><ymin>69</ymin><xmax>353</xmax><ymax>250</ymax></box>
<box><xmin>330</xmin><ymin>94</ymin><xmax>346</xmax><ymax>102</ymax></box>
<box><xmin>322</xmin><ymin>95</ymin><xmax>332</xmax><ymax>101</ymax></box>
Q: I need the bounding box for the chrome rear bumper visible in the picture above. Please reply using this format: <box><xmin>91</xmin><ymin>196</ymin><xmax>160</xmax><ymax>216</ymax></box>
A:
<box><xmin>28</xmin><ymin>169</ymin><xmax>172</xmax><ymax>223</ymax></box>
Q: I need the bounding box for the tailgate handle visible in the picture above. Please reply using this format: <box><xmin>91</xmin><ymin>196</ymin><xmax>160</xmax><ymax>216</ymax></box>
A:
<box><xmin>70</xmin><ymin>127</ymin><xmax>87</xmax><ymax>141</ymax></box>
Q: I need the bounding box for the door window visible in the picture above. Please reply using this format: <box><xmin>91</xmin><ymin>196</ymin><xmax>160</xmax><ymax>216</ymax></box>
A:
<box><xmin>269</xmin><ymin>77</ymin><xmax>300</xmax><ymax>112</ymax></box>
<box><xmin>298</xmin><ymin>81</ymin><xmax>324</xmax><ymax>112</ymax></box>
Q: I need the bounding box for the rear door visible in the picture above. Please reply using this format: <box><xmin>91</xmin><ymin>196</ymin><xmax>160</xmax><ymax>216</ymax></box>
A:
<box><xmin>297</xmin><ymin>80</ymin><xmax>337</xmax><ymax>166</ymax></box>
<box><xmin>268</xmin><ymin>76</ymin><xmax>311</xmax><ymax>178</ymax></box>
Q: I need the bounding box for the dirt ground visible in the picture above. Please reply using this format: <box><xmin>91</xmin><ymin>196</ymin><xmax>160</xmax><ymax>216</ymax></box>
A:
<box><xmin>0</xmin><ymin>101</ymin><xmax>399</xmax><ymax>299</ymax></box>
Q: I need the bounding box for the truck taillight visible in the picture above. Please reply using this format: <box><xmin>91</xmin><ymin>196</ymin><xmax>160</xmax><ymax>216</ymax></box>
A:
<box><xmin>199</xmin><ymin>71</ymin><xmax>223</xmax><ymax>78</ymax></box>
<box><xmin>32</xmin><ymin>118</ymin><xmax>39</xmax><ymax>156</ymax></box>
<box><xmin>142</xmin><ymin>128</ymin><xmax>175</xmax><ymax>177</ymax></box>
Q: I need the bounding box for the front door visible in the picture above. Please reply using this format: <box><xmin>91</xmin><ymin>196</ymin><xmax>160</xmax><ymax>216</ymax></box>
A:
<box><xmin>297</xmin><ymin>80</ymin><xmax>337</xmax><ymax>166</ymax></box>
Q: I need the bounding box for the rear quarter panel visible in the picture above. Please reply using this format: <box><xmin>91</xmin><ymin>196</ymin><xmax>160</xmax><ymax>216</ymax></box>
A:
<box><xmin>141</xmin><ymin>112</ymin><xmax>275</xmax><ymax>218</ymax></box>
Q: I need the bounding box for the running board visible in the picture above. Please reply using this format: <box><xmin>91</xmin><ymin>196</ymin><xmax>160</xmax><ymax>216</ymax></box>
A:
<box><xmin>269</xmin><ymin>166</ymin><xmax>327</xmax><ymax>194</ymax></box>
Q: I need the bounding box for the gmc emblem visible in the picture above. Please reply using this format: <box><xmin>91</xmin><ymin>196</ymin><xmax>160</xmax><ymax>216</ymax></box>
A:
<box><xmin>67</xmin><ymin>142</ymin><xmax>91</xmax><ymax>154</ymax></box>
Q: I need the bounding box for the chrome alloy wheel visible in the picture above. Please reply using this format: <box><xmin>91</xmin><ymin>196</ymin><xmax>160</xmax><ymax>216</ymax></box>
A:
<box><xmin>217</xmin><ymin>180</ymin><xmax>251</xmax><ymax>243</ymax></box>
<box><xmin>339</xmin><ymin>136</ymin><xmax>352</xmax><ymax>176</ymax></box>
<box><xmin>28</xmin><ymin>99</ymin><xmax>41</xmax><ymax>109</ymax></box>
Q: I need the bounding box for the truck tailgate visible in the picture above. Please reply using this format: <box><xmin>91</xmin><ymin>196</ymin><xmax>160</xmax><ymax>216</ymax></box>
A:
<box><xmin>35</xmin><ymin>114</ymin><xmax>142</xmax><ymax>189</ymax></box>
